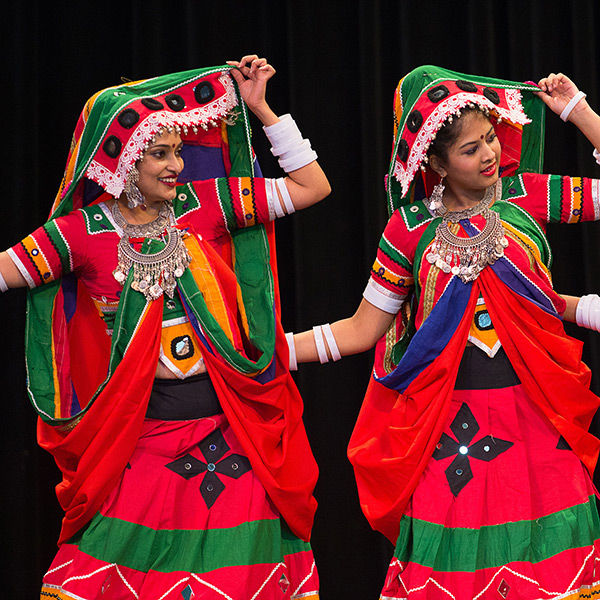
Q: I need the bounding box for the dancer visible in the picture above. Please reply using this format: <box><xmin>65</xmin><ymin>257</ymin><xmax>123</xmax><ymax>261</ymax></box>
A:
<box><xmin>0</xmin><ymin>55</ymin><xmax>329</xmax><ymax>599</ymax></box>
<box><xmin>291</xmin><ymin>67</ymin><xmax>600</xmax><ymax>597</ymax></box>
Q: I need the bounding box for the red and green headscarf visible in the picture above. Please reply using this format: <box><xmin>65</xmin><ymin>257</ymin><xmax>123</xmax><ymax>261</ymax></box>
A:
<box><xmin>51</xmin><ymin>65</ymin><xmax>242</xmax><ymax>217</ymax></box>
<box><xmin>386</xmin><ymin>64</ymin><xmax>547</xmax><ymax>214</ymax></box>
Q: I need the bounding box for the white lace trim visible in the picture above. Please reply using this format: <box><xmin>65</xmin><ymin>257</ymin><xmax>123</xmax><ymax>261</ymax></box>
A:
<box><xmin>85</xmin><ymin>74</ymin><xmax>238</xmax><ymax>198</ymax></box>
<box><xmin>393</xmin><ymin>89</ymin><xmax>531</xmax><ymax>197</ymax></box>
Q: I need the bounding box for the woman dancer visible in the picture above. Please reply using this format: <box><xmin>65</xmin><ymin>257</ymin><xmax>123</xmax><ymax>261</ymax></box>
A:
<box><xmin>291</xmin><ymin>67</ymin><xmax>600</xmax><ymax>597</ymax></box>
<box><xmin>0</xmin><ymin>56</ymin><xmax>329</xmax><ymax>599</ymax></box>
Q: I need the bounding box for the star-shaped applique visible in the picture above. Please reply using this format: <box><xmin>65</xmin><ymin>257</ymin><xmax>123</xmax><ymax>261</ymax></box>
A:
<box><xmin>166</xmin><ymin>429</ymin><xmax>251</xmax><ymax>508</ymax></box>
<box><xmin>433</xmin><ymin>403</ymin><xmax>513</xmax><ymax>496</ymax></box>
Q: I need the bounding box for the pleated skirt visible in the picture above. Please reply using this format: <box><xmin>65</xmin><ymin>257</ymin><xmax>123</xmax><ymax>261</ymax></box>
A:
<box><xmin>380</xmin><ymin>348</ymin><xmax>600</xmax><ymax>600</ymax></box>
<box><xmin>40</xmin><ymin>412</ymin><xmax>319</xmax><ymax>600</ymax></box>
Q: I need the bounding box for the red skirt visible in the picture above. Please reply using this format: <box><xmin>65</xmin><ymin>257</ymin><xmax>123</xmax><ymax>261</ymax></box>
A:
<box><xmin>41</xmin><ymin>414</ymin><xmax>319</xmax><ymax>599</ymax></box>
<box><xmin>380</xmin><ymin>377</ymin><xmax>600</xmax><ymax>599</ymax></box>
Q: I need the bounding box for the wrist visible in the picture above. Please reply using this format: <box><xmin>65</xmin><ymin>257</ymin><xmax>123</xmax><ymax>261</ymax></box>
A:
<box><xmin>564</xmin><ymin>98</ymin><xmax>593</xmax><ymax>125</ymax></box>
<box><xmin>250</xmin><ymin>103</ymin><xmax>278</xmax><ymax>126</ymax></box>
<box><xmin>560</xmin><ymin>91</ymin><xmax>587</xmax><ymax>122</ymax></box>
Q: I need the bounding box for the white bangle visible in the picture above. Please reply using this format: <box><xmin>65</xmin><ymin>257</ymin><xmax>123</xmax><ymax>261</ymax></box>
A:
<box><xmin>263</xmin><ymin>114</ymin><xmax>317</xmax><ymax>173</ymax></box>
<box><xmin>0</xmin><ymin>271</ymin><xmax>7</xmax><ymax>292</ymax></box>
<box><xmin>313</xmin><ymin>325</ymin><xmax>329</xmax><ymax>364</ymax></box>
<box><xmin>321</xmin><ymin>323</ymin><xmax>341</xmax><ymax>361</ymax></box>
<box><xmin>278</xmin><ymin>141</ymin><xmax>318</xmax><ymax>172</ymax></box>
<box><xmin>560</xmin><ymin>90</ymin><xmax>587</xmax><ymax>122</ymax></box>
<box><xmin>285</xmin><ymin>332</ymin><xmax>298</xmax><ymax>371</ymax></box>
<box><xmin>263</xmin><ymin>114</ymin><xmax>301</xmax><ymax>146</ymax></box>
<box><xmin>576</xmin><ymin>294</ymin><xmax>600</xmax><ymax>332</ymax></box>
<box><xmin>593</xmin><ymin>148</ymin><xmax>600</xmax><ymax>166</ymax></box>
<box><xmin>275</xmin><ymin>178</ymin><xmax>295</xmax><ymax>215</ymax></box>
<box><xmin>270</xmin><ymin>179</ymin><xmax>285</xmax><ymax>218</ymax></box>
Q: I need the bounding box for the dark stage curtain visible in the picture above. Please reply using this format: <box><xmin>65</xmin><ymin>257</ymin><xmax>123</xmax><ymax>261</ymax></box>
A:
<box><xmin>2</xmin><ymin>1</ymin><xmax>599</xmax><ymax>597</ymax></box>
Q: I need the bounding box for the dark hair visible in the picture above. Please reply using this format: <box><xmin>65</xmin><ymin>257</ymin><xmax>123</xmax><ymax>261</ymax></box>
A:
<box><xmin>427</xmin><ymin>105</ymin><xmax>490</xmax><ymax>162</ymax></box>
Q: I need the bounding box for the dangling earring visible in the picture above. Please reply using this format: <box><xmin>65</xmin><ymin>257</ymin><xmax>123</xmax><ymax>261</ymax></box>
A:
<box><xmin>429</xmin><ymin>177</ymin><xmax>445</xmax><ymax>212</ymax></box>
<box><xmin>124</xmin><ymin>165</ymin><xmax>145</xmax><ymax>209</ymax></box>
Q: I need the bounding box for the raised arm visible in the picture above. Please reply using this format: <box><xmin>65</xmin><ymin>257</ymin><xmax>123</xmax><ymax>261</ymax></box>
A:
<box><xmin>228</xmin><ymin>55</ymin><xmax>331</xmax><ymax>213</ymax></box>
<box><xmin>537</xmin><ymin>73</ymin><xmax>600</xmax><ymax>153</ymax></box>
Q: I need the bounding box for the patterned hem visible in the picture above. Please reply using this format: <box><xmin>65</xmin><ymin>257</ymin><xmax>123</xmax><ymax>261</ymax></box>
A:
<box><xmin>41</xmin><ymin>554</ymin><xmax>319</xmax><ymax>599</ymax></box>
<box><xmin>380</xmin><ymin>548</ymin><xmax>600</xmax><ymax>599</ymax></box>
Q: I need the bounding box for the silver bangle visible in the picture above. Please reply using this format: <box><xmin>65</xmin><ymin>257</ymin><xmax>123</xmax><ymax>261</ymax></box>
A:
<box><xmin>321</xmin><ymin>323</ymin><xmax>341</xmax><ymax>361</ymax></box>
<box><xmin>313</xmin><ymin>325</ymin><xmax>329</xmax><ymax>364</ymax></box>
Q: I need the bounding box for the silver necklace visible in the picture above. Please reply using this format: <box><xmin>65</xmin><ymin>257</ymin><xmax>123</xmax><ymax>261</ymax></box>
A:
<box><xmin>111</xmin><ymin>201</ymin><xmax>171</xmax><ymax>238</ymax></box>
<box><xmin>425</xmin><ymin>185</ymin><xmax>508</xmax><ymax>283</ymax></box>
<box><xmin>112</xmin><ymin>201</ymin><xmax>191</xmax><ymax>300</ymax></box>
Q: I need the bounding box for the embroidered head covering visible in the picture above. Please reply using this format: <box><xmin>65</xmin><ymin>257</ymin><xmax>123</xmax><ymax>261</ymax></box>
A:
<box><xmin>385</xmin><ymin>65</ymin><xmax>546</xmax><ymax>213</ymax></box>
<box><xmin>51</xmin><ymin>66</ymin><xmax>242</xmax><ymax>218</ymax></box>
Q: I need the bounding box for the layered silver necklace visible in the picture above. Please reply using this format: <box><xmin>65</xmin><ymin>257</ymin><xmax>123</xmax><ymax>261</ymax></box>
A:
<box><xmin>112</xmin><ymin>201</ymin><xmax>191</xmax><ymax>300</ymax></box>
<box><xmin>425</xmin><ymin>185</ymin><xmax>508</xmax><ymax>283</ymax></box>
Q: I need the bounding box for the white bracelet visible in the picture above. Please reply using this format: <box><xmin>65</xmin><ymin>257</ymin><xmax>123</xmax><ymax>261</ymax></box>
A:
<box><xmin>576</xmin><ymin>294</ymin><xmax>600</xmax><ymax>332</ymax></box>
<box><xmin>285</xmin><ymin>332</ymin><xmax>298</xmax><ymax>371</ymax></box>
<box><xmin>275</xmin><ymin>178</ymin><xmax>295</xmax><ymax>215</ymax></box>
<box><xmin>263</xmin><ymin>114</ymin><xmax>301</xmax><ymax>146</ymax></box>
<box><xmin>560</xmin><ymin>90</ymin><xmax>587</xmax><ymax>122</ymax></box>
<box><xmin>278</xmin><ymin>141</ymin><xmax>318</xmax><ymax>172</ymax></box>
<box><xmin>263</xmin><ymin>114</ymin><xmax>317</xmax><ymax>172</ymax></box>
<box><xmin>593</xmin><ymin>148</ymin><xmax>600</xmax><ymax>166</ymax></box>
<box><xmin>321</xmin><ymin>323</ymin><xmax>341</xmax><ymax>361</ymax></box>
<box><xmin>0</xmin><ymin>271</ymin><xmax>7</xmax><ymax>292</ymax></box>
<box><xmin>313</xmin><ymin>325</ymin><xmax>329</xmax><ymax>364</ymax></box>
<box><xmin>270</xmin><ymin>179</ymin><xmax>285</xmax><ymax>218</ymax></box>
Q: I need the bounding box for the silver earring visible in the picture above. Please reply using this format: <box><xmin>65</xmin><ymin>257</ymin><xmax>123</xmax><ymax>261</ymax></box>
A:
<box><xmin>429</xmin><ymin>177</ymin><xmax>445</xmax><ymax>212</ymax></box>
<box><xmin>124</xmin><ymin>165</ymin><xmax>145</xmax><ymax>209</ymax></box>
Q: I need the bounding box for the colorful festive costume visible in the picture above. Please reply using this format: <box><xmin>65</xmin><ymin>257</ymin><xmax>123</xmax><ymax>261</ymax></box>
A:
<box><xmin>348</xmin><ymin>66</ymin><xmax>600</xmax><ymax>598</ymax></box>
<box><xmin>10</xmin><ymin>66</ymin><xmax>319</xmax><ymax>599</ymax></box>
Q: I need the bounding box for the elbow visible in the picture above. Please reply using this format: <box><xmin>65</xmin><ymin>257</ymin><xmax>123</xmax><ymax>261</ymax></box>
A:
<box><xmin>314</xmin><ymin>178</ymin><xmax>332</xmax><ymax>203</ymax></box>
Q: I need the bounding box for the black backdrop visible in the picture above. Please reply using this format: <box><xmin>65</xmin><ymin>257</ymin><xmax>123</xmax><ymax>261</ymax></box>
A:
<box><xmin>2</xmin><ymin>1</ymin><xmax>600</xmax><ymax>598</ymax></box>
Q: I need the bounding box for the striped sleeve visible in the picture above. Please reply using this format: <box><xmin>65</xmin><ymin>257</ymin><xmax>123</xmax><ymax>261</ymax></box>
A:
<box><xmin>508</xmin><ymin>172</ymin><xmax>600</xmax><ymax>225</ymax></box>
<box><xmin>213</xmin><ymin>176</ymin><xmax>275</xmax><ymax>232</ymax></box>
<box><xmin>364</xmin><ymin>210</ymin><xmax>415</xmax><ymax>314</ymax></box>
<box><xmin>8</xmin><ymin>212</ymin><xmax>87</xmax><ymax>288</ymax></box>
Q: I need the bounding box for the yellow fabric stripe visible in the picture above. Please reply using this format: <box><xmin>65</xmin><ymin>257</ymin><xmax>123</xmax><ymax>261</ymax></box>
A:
<box><xmin>372</xmin><ymin>258</ymin><xmax>413</xmax><ymax>288</ymax></box>
<box><xmin>568</xmin><ymin>176</ymin><xmax>584</xmax><ymax>224</ymax></box>
<box><xmin>184</xmin><ymin>234</ymin><xmax>239</xmax><ymax>350</ymax></box>
<box><xmin>22</xmin><ymin>235</ymin><xmax>55</xmax><ymax>283</ymax></box>
<box><xmin>231</xmin><ymin>242</ymin><xmax>251</xmax><ymax>341</ymax></box>
<box><xmin>239</xmin><ymin>176</ymin><xmax>257</xmax><ymax>227</ymax></box>
<box><xmin>502</xmin><ymin>220</ymin><xmax>551</xmax><ymax>278</ymax></box>
<box><xmin>50</xmin><ymin>293</ymin><xmax>62</xmax><ymax>419</ymax></box>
